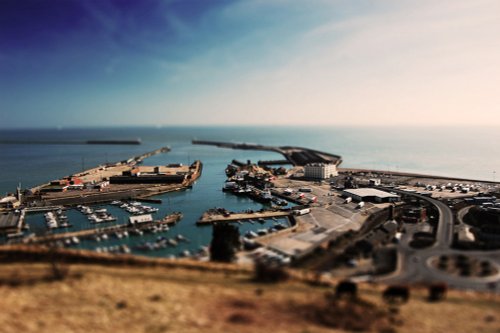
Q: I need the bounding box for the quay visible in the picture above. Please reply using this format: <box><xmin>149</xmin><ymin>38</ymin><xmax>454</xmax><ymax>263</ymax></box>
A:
<box><xmin>28</xmin><ymin>146</ymin><xmax>171</xmax><ymax>195</ymax></box>
<box><xmin>197</xmin><ymin>209</ymin><xmax>290</xmax><ymax>225</ymax></box>
<box><xmin>27</xmin><ymin>155</ymin><xmax>202</xmax><ymax>206</ymax></box>
<box><xmin>23</xmin><ymin>213</ymin><xmax>183</xmax><ymax>244</ymax></box>
<box><xmin>192</xmin><ymin>140</ymin><xmax>342</xmax><ymax>166</ymax></box>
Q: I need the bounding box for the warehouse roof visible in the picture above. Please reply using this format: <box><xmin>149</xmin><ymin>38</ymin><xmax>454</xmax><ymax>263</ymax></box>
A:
<box><xmin>343</xmin><ymin>188</ymin><xmax>399</xmax><ymax>199</ymax></box>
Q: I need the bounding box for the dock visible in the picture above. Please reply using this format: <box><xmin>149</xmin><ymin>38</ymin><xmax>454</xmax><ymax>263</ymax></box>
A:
<box><xmin>197</xmin><ymin>210</ymin><xmax>290</xmax><ymax>225</ymax></box>
<box><xmin>24</xmin><ymin>206</ymin><xmax>65</xmax><ymax>213</ymax></box>
<box><xmin>23</xmin><ymin>213</ymin><xmax>183</xmax><ymax>244</ymax></box>
<box><xmin>28</xmin><ymin>147</ymin><xmax>171</xmax><ymax>194</ymax></box>
<box><xmin>26</xmin><ymin>153</ymin><xmax>202</xmax><ymax>207</ymax></box>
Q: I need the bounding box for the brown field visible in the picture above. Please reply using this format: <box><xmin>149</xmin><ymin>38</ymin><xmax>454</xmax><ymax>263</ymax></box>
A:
<box><xmin>0</xmin><ymin>263</ymin><xmax>498</xmax><ymax>333</ymax></box>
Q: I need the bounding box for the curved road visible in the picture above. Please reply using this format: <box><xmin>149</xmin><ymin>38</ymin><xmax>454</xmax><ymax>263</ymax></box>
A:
<box><xmin>372</xmin><ymin>188</ymin><xmax>500</xmax><ymax>293</ymax></box>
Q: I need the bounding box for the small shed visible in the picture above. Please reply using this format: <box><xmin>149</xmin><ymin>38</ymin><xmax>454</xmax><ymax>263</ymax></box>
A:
<box><xmin>129</xmin><ymin>214</ymin><xmax>153</xmax><ymax>224</ymax></box>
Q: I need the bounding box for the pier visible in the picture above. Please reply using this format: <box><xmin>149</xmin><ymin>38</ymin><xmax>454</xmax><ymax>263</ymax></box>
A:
<box><xmin>197</xmin><ymin>209</ymin><xmax>290</xmax><ymax>225</ymax></box>
<box><xmin>24</xmin><ymin>206</ymin><xmax>65</xmax><ymax>213</ymax></box>
<box><xmin>192</xmin><ymin>140</ymin><xmax>342</xmax><ymax>166</ymax></box>
<box><xmin>133</xmin><ymin>146</ymin><xmax>170</xmax><ymax>164</ymax></box>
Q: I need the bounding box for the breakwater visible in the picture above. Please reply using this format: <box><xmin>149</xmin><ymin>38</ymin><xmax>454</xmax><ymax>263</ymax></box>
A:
<box><xmin>192</xmin><ymin>140</ymin><xmax>342</xmax><ymax>166</ymax></box>
<box><xmin>0</xmin><ymin>139</ymin><xmax>141</xmax><ymax>145</ymax></box>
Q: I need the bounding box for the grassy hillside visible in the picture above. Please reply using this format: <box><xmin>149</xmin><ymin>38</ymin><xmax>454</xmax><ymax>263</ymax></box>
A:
<box><xmin>0</xmin><ymin>263</ymin><xmax>498</xmax><ymax>333</ymax></box>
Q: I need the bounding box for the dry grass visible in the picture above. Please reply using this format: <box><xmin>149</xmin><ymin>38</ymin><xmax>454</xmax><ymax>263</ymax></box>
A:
<box><xmin>0</xmin><ymin>263</ymin><xmax>498</xmax><ymax>333</ymax></box>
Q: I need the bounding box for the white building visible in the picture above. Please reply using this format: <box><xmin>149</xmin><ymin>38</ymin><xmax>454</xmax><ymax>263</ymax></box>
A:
<box><xmin>129</xmin><ymin>214</ymin><xmax>153</xmax><ymax>224</ymax></box>
<box><xmin>342</xmin><ymin>188</ymin><xmax>400</xmax><ymax>203</ymax></box>
<box><xmin>304</xmin><ymin>163</ymin><xmax>338</xmax><ymax>179</ymax></box>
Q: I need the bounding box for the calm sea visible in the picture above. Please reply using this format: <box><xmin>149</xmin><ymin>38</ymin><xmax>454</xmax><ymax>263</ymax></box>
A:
<box><xmin>0</xmin><ymin>126</ymin><xmax>498</xmax><ymax>257</ymax></box>
<box><xmin>1</xmin><ymin>126</ymin><xmax>498</xmax><ymax>193</ymax></box>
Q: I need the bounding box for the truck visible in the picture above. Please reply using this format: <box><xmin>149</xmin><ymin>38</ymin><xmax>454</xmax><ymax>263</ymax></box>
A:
<box><xmin>293</xmin><ymin>208</ymin><xmax>311</xmax><ymax>216</ymax></box>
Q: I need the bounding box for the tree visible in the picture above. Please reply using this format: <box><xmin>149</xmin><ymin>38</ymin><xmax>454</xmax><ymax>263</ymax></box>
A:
<box><xmin>210</xmin><ymin>223</ymin><xmax>241</xmax><ymax>262</ymax></box>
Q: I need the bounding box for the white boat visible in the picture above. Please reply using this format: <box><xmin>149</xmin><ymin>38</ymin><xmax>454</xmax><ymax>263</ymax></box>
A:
<box><xmin>257</xmin><ymin>229</ymin><xmax>268</xmax><ymax>236</ymax></box>
<box><xmin>176</xmin><ymin>234</ymin><xmax>188</xmax><ymax>242</ymax></box>
<box><xmin>244</xmin><ymin>231</ymin><xmax>258</xmax><ymax>239</ymax></box>
<box><xmin>59</xmin><ymin>221</ymin><xmax>71</xmax><ymax>228</ymax></box>
<box><xmin>120</xmin><ymin>245</ymin><xmax>131</xmax><ymax>254</ymax></box>
<box><xmin>167</xmin><ymin>239</ymin><xmax>178</xmax><ymax>247</ymax></box>
<box><xmin>143</xmin><ymin>207</ymin><xmax>159</xmax><ymax>213</ymax></box>
<box><xmin>131</xmin><ymin>228</ymin><xmax>143</xmax><ymax>236</ymax></box>
<box><xmin>127</xmin><ymin>206</ymin><xmax>141</xmax><ymax>214</ymax></box>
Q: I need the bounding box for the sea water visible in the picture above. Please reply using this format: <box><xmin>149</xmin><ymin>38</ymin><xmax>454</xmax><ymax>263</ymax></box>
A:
<box><xmin>0</xmin><ymin>126</ymin><xmax>498</xmax><ymax>257</ymax></box>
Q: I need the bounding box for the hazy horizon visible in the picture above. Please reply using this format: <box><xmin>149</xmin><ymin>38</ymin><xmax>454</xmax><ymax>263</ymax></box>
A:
<box><xmin>2</xmin><ymin>0</ymin><xmax>500</xmax><ymax>128</ymax></box>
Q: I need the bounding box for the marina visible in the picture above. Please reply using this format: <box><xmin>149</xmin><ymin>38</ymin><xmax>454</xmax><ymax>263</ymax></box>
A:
<box><xmin>21</xmin><ymin>212</ymin><xmax>183</xmax><ymax>244</ymax></box>
<box><xmin>2</xmin><ymin>127</ymin><xmax>500</xmax><ymax>265</ymax></box>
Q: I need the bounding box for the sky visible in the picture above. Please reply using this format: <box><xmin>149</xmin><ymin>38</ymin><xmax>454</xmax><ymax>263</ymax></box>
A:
<box><xmin>1</xmin><ymin>0</ymin><xmax>500</xmax><ymax>128</ymax></box>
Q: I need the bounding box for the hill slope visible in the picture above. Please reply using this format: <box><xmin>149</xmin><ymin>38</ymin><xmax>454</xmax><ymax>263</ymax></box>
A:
<box><xmin>0</xmin><ymin>263</ymin><xmax>498</xmax><ymax>333</ymax></box>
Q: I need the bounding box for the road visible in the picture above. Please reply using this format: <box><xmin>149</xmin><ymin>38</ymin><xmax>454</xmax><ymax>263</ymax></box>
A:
<box><xmin>371</xmin><ymin>188</ymin><xmax>500</xmax><ymax>293</ymax></box>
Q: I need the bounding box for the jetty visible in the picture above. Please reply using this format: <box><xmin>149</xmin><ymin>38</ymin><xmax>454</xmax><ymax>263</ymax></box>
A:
<box><xmin>192</xmin><ymin>140</ymin><xmax>342</xmax><ymax>166</ymax></box>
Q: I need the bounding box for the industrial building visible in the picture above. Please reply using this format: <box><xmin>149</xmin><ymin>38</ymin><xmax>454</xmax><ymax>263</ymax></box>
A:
<box><xmin>110</xmin><ymin>164</ymin><xmax>191</xmax><ymax>184</ymax></box>
<box><xmin>0</xmin><ymin>210</ymin><xmax>23</xmax><ymax>234</ymax></box>
<box><xmin>304</xmin><ymin>163</ymin><xmax>338</xmax><ymax>179</ymax></box>
<box><xmin>342</xmin><ymin>188</ymin><xmax>400</xmax><ymax>203</ymax></box>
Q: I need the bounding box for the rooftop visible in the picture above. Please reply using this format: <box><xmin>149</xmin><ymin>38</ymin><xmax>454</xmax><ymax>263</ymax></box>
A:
<box><xmin>343</xmin><ymin>188</ymin><xmax>399</xmax><ymax>199</ymax></box>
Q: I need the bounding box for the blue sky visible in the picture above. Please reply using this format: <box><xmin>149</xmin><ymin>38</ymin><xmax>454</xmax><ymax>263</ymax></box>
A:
<box><xmin>1</xmin><ymin>0</ymin><xmax>500</xmax><ymax>128</ymax></box>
